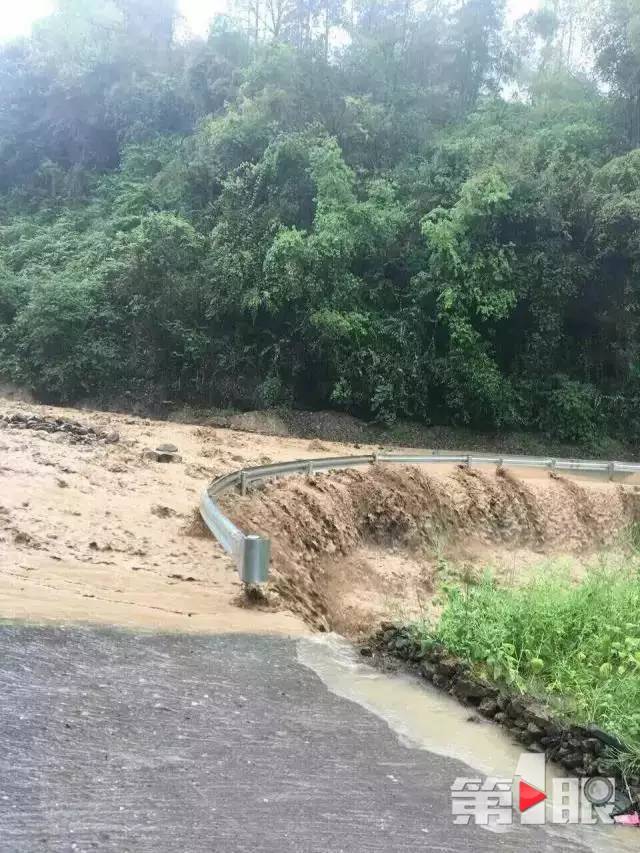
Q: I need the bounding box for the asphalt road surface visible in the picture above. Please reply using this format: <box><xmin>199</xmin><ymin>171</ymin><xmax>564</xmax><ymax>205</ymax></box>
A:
<box><xmin>0</xmin><ymin>625</ymin><xmax>591</xmax><ymax>852</ymax></box>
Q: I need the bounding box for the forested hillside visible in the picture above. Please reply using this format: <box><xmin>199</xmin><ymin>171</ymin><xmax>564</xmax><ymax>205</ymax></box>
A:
<box><xmin>1</xmin><ymin>0</ymin><xmax>640</xmax><ymax>445</ymax></box>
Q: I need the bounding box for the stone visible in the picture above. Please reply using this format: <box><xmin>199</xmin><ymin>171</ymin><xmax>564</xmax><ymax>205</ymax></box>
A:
<box><xmin>426</xmin><ymin>644</ymin><xmax>446</xmax><ymax>662</ymax></box>
<box><xmin>151</xmin><ymin>505</ymin><xmax>177</xmax><ymax>519</ymax></box>
<box><xmin>436</xmin><ymin>656</ymin><xmax>460</xmax><ymax>678</ymax></box>
<box><xmin>157</xmin><ymin>443</ymin><xmax>179</xmax><ymax>453</ymax></box>
<box><xmin>515</xmin><ymin>730</ymin><xmax>535</xmax><ymax>745</ymax></box>
<box><xmin>452</xmin><ymin>677</ymin><xmax>492</xmax><ymax>704</ymax></box>
<box><xmin>525</xmin><ymin>704</ymin><xmax>554</xmax><ymax>730</ymax></box>
<box><xmin>496</xmin><ymin>694</ymin><xmax>510</xmax><ymax>711</ymax></box>
<box><xmin>506</xmin><ymin>696</ymin><xmax>529</xmax><ymax>719</ymax></box>
<box><xmin>562</xmin><ymin>752</ymin><xmax>584</xmax><ymax>769</ymax></box>
<box><xmin>3</xmin><ymin>412</ymin><xmax>115</xmax><ymax>444</ymax></box>
<box><xmin>143</xmin><ymin>449</ymin><xmax>182</xmax><ymax>463</ymax></box>
<box><xmin>582</xmin><ymin>738</ymin><xmax>603</xmax><ymax>756</ymax></box>
<box><xmin>432</xmin><ymin>673</ymin><xmax>450</xmax><ymax>690</ymax></box>
<box><xmin>478</xmin><ymin>698</ymin><xmax>500</xmax><ymax>718</ymax></box>
<box><xmin>421</xmin><ymin>662</ymin><xmax>437</xmax><ymax>682</ymax></box>
<box><xmin>586</xmin><ymin>724</ymin><xmax>627</xmax><ymax>752</ymax></box>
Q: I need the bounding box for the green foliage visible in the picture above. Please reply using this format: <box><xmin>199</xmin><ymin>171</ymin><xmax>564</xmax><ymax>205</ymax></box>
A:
<box><xmin>8</xmin><ymin>275</ymin><xmax>119</xmax><ymax>400</ymax></box>
<box><xmin>415</xmin><ymin>563</ymin><xmax>640</xmax><ymax>772</ymax></box>
<box><xmin>0</xmin><ymin>0</ymin><xmax>640</xmax><ymax>440</ymax></box>
<box><xmin>539</xmin><ymin>377</ymin><xmax>605</xmax><ymax>445</ymax></box>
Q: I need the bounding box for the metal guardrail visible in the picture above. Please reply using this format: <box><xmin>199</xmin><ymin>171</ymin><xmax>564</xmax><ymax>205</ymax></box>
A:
<box><xmin>199</xmin><ymin>452</ymin><xmax>640</xmax><ymax>584</ymax></box>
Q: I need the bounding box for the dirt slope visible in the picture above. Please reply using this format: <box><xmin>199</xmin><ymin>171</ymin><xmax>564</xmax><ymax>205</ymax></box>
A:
<box><xmin>2</xmin><ymin>396</ymin><xmax>639</xmax><ymax>637</ymax></box>
<box><xmin>222</xmin><ymin>465</ymin><xmax>640</xmax><ymax>636</ymax></box>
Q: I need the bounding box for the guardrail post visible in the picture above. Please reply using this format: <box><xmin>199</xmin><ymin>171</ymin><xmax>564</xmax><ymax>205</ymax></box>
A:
<box><xmin>466</xmin><ymin>455</ymin><xmax>471</xmax><ymax>468</ymax></box>
<box><xmin>608</xmin><ymin>461</ymin><xmax>615</xmax><ymax>481</ymax></box>
<box><xmin>240</xmin><ymin>471</ymin><xmax>248</xmax><ymax>496</ymax></box>
<box><xmin>307</xmin><ymin>461</ymin><xmax>314</xmax><ymax>476</ymax></box>
<box><xmin>241</xmin><ymin>535</ymin><xmax>271</xmax><ymax>584</ymax></box>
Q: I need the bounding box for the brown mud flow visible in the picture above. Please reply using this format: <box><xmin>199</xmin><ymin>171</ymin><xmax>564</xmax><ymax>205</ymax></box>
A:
<box><xmin>222</xmin><ymin>464</ymin><xmax>640</xmax><ymax>637</ymax></box>
<box><xmin>0</xmin><ymin>399</ymin><xmax>330</xmax><ymax>635</ymax></box>
<box><xmin>3</xmin><ymin>396</ymin><xmax>640</xmax><ymax>637</ymax></box>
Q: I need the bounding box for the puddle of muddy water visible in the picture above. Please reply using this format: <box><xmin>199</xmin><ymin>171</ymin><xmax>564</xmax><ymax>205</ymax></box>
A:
<box><xmin>298</xmin><ymin>632</ymin><xmax>524</xmax><ymax>776</ymax></box>
<box><xmin>297</xmin><ymin>633</ymin><xmax>638</xmax><ymax>852</ymax></box>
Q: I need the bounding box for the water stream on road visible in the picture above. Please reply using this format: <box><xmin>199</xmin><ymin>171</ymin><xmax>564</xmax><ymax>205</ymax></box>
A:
<box><xmin>298</xmin><ymin>633</ymin><xmax>638</xmax><ymax>852</ymax></box>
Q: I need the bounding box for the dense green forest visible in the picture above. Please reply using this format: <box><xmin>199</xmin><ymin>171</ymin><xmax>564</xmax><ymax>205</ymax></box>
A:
<box><xmin>2</xmin><ymin>0</ymin><xmax>640</xmax><ymax>444</ymax></box>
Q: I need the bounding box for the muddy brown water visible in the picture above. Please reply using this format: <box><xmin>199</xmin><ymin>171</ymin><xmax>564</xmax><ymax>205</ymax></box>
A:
<box><xmin>4</xmin><ymin>396</ymin><xmax>640</xmax><ymax>638</ymax></box>
<box><xmin>298</xmin><ymin>634</ymin><xmax>638</xmax><ymax>852</ymax></box>
<box><xmin>227</xmin><ymin>463</ymin><xmax>640</xmax><ymax>635</ymax></box>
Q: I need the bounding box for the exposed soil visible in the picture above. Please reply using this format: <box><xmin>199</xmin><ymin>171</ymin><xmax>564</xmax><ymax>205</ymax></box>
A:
<box><xmin>222</xmin><ymin>465</ymin><xmax>640</xmax><ymax>637</ymax></box>
<box><xmin>173</xmin><ymin>406</ymin><xmax>640</xmax><ymax>461</ymax></box>
<box><xmin>2</xmin><ymin>395</ymin><xmax>640</xmax><ymax>638</ymax></box>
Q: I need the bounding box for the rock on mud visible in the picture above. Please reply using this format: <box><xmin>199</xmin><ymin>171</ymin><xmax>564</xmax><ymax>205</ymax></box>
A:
<box><xmin>157</xmin><ymin>443</ymin><xmax>179</xmax><ymax>453</ymax></box>
<box><xmin>143</xmin><ymin>444</ymin><xmax>182</xmax><ymax>463</ymax></box>
<box><xmin>0</xmin><ymin>412</ymin><xmax>119</xmax><ymax>444</ymax></box>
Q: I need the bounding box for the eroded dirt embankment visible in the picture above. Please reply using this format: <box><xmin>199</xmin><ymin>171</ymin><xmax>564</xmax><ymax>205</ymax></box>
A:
<box><xmin>222</xmin><ymin>465</ymin><xmax>640</xmax><ymax>637</ymax></box>
<box><xmin>3</xmin><ymin>396</ymin><xmax>640</xmax><ymax>638</ymax></box>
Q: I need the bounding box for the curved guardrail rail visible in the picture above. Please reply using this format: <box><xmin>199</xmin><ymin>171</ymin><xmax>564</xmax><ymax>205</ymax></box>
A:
<box><xmin>200</xmin><ymin>451</ymin><xmax>640</xmax><ymax>584</ymax></box>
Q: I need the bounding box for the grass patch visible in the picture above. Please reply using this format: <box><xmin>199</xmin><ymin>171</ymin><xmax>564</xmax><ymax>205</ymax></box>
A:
<box><xmin>412</xmin><ymin>562</ymin><xmax>640</xmax><ymax>774</ymax></box>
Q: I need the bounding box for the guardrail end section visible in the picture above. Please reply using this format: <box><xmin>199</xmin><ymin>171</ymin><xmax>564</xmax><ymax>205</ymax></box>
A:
<box><xmin>241</xmin><ymin>535</ymin><xmax>271</xmax><ymax>584</ymax></box>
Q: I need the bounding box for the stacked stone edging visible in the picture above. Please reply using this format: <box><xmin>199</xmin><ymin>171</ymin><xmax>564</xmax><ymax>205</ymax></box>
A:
<box><xmin>370</xmin><ymin>625</ymin><xmax>636</xmax><ymax>788</ymax></box>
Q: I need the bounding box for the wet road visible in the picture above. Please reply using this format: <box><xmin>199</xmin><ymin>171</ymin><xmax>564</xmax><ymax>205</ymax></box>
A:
<box><xmin>0</xmin><ymin>625</ymin><xmax>589</xmax><ymax>852</ymax></box>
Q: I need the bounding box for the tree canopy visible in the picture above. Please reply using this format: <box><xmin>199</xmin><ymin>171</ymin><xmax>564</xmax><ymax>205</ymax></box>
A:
<box><xmin>1</xmin><ymin>0</ymin><xmax>640</xmax><ymax>445</ymax></box>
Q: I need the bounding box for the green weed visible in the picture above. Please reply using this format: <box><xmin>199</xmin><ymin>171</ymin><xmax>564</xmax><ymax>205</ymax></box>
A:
<box><xmin>412</xmin><ymin>563</ymin><xmax>640</xmax><ymax>774</ymax></box>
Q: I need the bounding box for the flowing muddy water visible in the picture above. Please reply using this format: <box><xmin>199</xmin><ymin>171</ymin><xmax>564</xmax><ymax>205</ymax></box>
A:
<box><xmin>298</xmin><ymin>633</ymin><xmax>638</xmax><ymax>852</ymax></box>
<box><xmin>4</xmin><ymin>396</ymin><xmax>640</xmax><ymax>637</ymax></box>
<box><xmin>227</xmin><ymin>463</ymin><xmax>640</xmax><ymax>635</ymax></box>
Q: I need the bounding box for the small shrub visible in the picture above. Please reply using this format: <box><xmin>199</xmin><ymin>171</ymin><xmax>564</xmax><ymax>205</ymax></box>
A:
<box><xmin>539</xmin><ymin>376</ymin><xmax>604</xmax><ymax>445</ymax></box>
